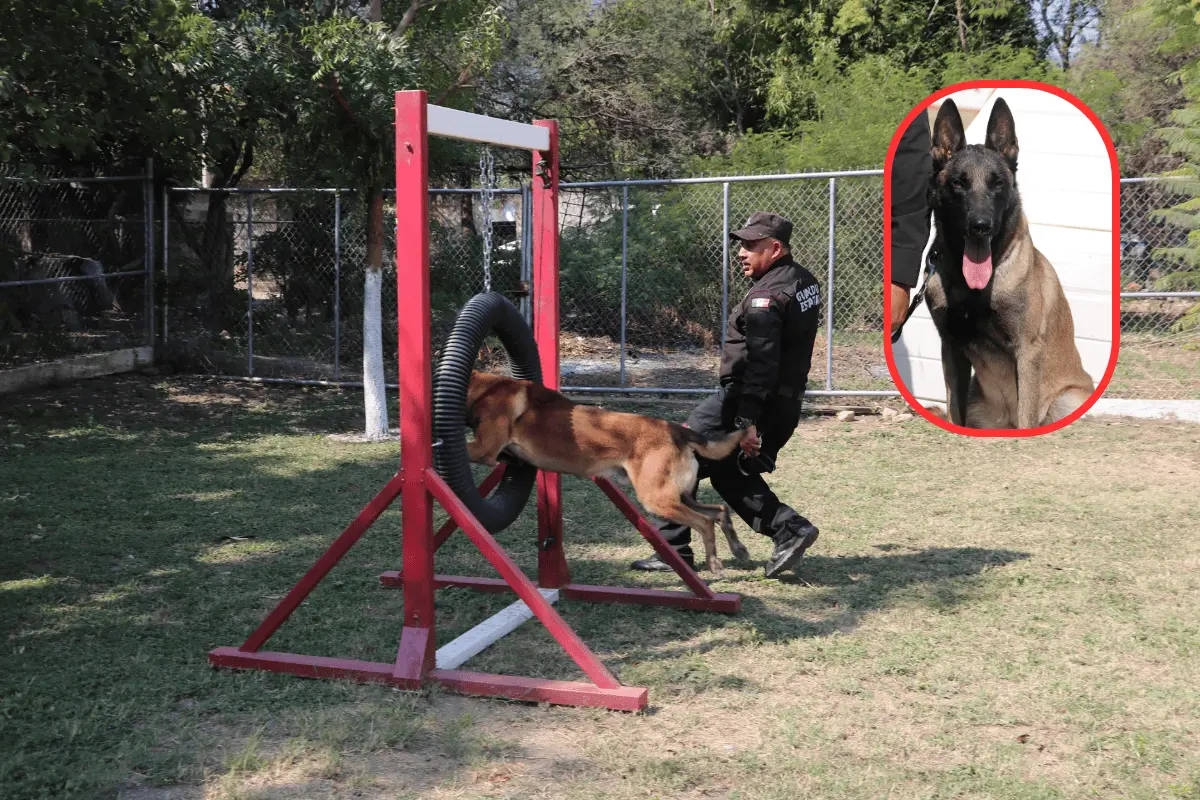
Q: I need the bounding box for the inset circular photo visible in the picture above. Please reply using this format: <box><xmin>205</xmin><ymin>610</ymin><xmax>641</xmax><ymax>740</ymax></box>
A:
<box><xmin>885</xmin><ymin>81</ymin><xmax>1119</xmax><ymax>436</ymax></box>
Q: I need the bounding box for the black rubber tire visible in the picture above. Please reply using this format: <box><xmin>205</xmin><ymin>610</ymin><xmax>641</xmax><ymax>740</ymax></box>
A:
<box><xmin>433</xmin><ymin>292</ymin><xmax>542</xmax><ymax>534</ymax></box>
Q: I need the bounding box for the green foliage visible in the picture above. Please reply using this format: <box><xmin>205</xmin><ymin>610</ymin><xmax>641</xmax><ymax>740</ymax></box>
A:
<box><xmin>1144</xmin><ymin>0</ymin><xmax>1200</xmax><ymax>311</ymax></box>
<box><xmin>482</xmin><ymin>0</ymin><xmax>726</xmax><ymax>178</ymax></box>
<box><xmin>0</xmin><ymin>0</ymin><xmax>195</xmax><ymax>171</ymax></box>
<box><xmin>294</xmin><ymin>15</ymin><xmax>415</xmax><ymax>190</ymax></box>
<box><xmin>755</xmin><ymin>0</ymin><xmax>1040</xmax><ymax>93</ymax></box>
<box><xmin>698</xmin><ymin>34</ymin><xmax>1056</xmax><ymax>178</ymax></box>
<box><xmin>759</xmin><ymin>50</ymin><xmax>933</xmax><ymax>171</ymax></box>
<box><xmin>940</xmin><ymin>43</ymin><xmax>1065</xmax><ymax>85</ymax></box>
<box><xmin>1067</xmin><ymin>0</ymin><xmax>1196</xmax><ymax>174</ymax></box>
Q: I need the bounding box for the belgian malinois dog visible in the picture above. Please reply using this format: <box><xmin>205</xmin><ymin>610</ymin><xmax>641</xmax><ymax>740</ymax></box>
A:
<box><xmin>465</xmin><ymin>371</ymin><xmax>754</xmax><ymax>574</ymax></box>
<box><xmin>924</xmin><ymin>97</ymin><xmax>1095</xmax><ymax>428</ymax></box>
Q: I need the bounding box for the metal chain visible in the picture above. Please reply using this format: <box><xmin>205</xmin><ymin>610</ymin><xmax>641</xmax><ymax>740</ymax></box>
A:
<box><xmin>479</xmin><ymin>149</ymin><xmax>496</xmax><ymax>293</ymax></box>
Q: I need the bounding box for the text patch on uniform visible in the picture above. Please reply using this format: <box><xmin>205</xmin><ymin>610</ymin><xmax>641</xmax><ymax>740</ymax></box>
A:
<box><xmin>796</xmin><ymin>283</ymin><xmax>820</xmax><ymax>312</ymax></box>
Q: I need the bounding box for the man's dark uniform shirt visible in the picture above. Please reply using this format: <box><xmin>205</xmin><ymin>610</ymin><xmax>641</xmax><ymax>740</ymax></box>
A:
<box><xmin>719</xmin><ymin>254</ymin><xmax>822</xmax><ymax>426</ymax></box>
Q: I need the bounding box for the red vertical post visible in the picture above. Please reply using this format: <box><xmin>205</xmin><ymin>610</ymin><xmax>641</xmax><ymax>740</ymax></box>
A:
<box><xmin>393</xmin><ymin>90</ymin><xmax>436</xmax><ymax>682</ymax></box>
<box><xmin>532</xmin><ymin>120</ymin><xmax>569</xmax><ymax>589</ymax></box>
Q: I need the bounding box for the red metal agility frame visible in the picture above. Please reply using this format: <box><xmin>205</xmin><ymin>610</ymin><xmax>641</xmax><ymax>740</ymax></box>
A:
<box><xmin>208</xmin><ymin>91</ymin><xmax>740</xmax><ymax>712</ymax></box>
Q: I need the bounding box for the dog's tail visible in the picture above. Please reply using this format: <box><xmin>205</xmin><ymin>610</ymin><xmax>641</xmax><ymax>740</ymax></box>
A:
<box><xmin>679</xmin><ymin>426</ymin><xmax>748</xmax><ymax>461</ymax></box>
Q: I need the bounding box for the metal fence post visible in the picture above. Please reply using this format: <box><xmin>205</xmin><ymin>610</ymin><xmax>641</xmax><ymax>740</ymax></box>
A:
<box><xmin>161</xmin><ymin>184</ymin><xmax>169</xmax><ymax>345</ymax></box>
<box><xmin>247</xmin><ymin>194</ymin><xmax>254</xmax><ymax>377</ymax></box>
<box><xmin>826</xmin><ymin>177</ymin><xmax>836</xmax><ymax>392</ymax></box>
<box><xmin>619</xmin><ymin>185</ymin><xmax>629</xmax><ymax>386</ymax></box>
<box><xmin>143</xmin><ymin>158</ymin><xmax>155</xmax><ymax>354</ymax></box>
<box><xmin>521</xmin><ymin>183</ymin><xmax>533</xmax><ymax>324</ymax></box>
<box><xmin>333</xmin><ymin>190</ymin><xmax>341</xmax><ymax>381</ymax></box>
<box><xmin>721</xmin><ymin>182</ymin><xmax>730</xmax><ymax>348</ymax></box>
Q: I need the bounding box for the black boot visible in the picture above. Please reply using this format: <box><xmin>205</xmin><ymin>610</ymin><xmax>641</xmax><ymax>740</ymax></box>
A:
<box><xmin>630</xmin><ymin>546</ymin><xmax>696</xmax><ymax>572</ymax></box>
<box><xmin>764</xmin><ymin>521</ymin><xmax>819</xmax><ymax>578</ymax></box>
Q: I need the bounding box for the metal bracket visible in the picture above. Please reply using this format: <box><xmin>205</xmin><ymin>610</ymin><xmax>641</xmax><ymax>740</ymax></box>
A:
<box><xmin>535</xmin><ymin>159</ymin><xmax>552</xmax><ymax>189</ymax></box>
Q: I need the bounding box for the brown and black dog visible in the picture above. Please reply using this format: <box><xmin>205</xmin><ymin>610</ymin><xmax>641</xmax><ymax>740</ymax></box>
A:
<box><xmin>465</xmin><ymin>370</ymin><xmax>754</xmax><ymax>574</ymax></box>
<box><xmin>924</xmin><ymin>97</ymin><xmax>1095</xmax><ymax>428</ymax></box>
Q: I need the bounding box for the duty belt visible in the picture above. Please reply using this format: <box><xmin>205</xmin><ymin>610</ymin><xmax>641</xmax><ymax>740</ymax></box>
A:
<box><xmin>720</xmin><ymin>381</ymin><xmax>803</xmax><ymax>400</ymax></box>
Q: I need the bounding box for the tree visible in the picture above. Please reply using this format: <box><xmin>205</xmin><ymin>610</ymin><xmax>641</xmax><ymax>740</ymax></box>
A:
<box><xmin>288</xmin><ymin>1</ymin><xmax>505</xmax><ymax>439</ymax></box>
<box><xmin>1068</xmin><ymin>0</ymin><xmax>1194</xmax><ymax>174</ymax></box>
<box><xmin>0</xmin><ymin>0</ymin><xmax>196</xmax><ymax>173</ymax></box>
<box><xmin>478</xmin><ymin>0</ymin><xmax>728</xmax><ymax>179</ymax></box>
<box><xmin>1031</xmin><ymin>0</ymin><xmax>1102</xmax><ymax>69</ymax></box>
<box><xmin>1143</xmin><ymin>0</ymin><xmax>1200</xmax><ymax>331</ymax></box>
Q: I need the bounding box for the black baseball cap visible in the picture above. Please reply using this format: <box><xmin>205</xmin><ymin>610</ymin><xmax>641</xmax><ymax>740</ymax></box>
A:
<box><xmin>731</xmin><ymin>211</ymin><xmax>792</xmax><ymax>247</ymax></box>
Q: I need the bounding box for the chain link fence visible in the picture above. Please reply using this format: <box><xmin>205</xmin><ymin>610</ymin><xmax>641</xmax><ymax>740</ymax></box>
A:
<box><xmin>1</xmin><ymin>169</ymin><xmax>155</xmax><ymax>370</ymax></box>
<box><xmin>1114</xmin><ymin>179</ymin><xmax>1200</xmax><ymax>400</ymax></box>
<box><xmin>555</xmin><ymin>172</ymin><xmax>888</xmax><ymax>396</ymax></box>
<box><xmin>157</xmin><ymin>173</ymin><xmax>1200</xmax><ymax>401</ymax></box>
<box><xmin>5</xmin><ymin>168</ymin><xmax>1196</xmax><ymax>401</ymax></box>
<box><xmin>161</xmin><ymin>185</ymin><xmax>527</xmax><ymax>385</ymax></box>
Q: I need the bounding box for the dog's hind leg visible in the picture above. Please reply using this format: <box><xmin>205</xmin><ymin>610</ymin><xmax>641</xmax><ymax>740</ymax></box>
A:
<box><xmin>682</xmin><ymin>494</ymin><xmax>750</xmax><ymax>563</ymax></box>
<box><xmin>643</xmin><ymin>494</ymin><xmax>724</xmax><ymax>575</ymax></box>
<box><xmin>718</xmin><ymin>506</ymin><xmax>750</xmax><ymax>563</ymax></box>
<box><xmin>1042</xmin><ymin>387</ymin><xmax>1090</xmax><ymax>425</ymax></box>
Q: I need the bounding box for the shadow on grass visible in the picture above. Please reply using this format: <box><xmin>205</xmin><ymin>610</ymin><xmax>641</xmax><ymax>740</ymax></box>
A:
<box><xmin>518</xmin><ymin>545</ymin><xmax>1032</xmax><ymax>665</ymax></box>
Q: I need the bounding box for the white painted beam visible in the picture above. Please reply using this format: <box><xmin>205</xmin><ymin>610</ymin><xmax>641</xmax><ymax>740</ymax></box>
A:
<box><xmin>434</xmin><ymin>588</ymin><xmax>560</xmax><ymax>670</ymax></box>
<box><xmin>426</xmin><ymin>105</ymin><xmax>551</xmax><ymax>151</ymax></box>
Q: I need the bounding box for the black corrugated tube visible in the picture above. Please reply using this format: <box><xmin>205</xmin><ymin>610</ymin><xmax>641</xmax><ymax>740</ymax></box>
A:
<box><xmin>433</xmin><ymin>292</ymin><xmax>542</xmax><ymax>533</ymax></box>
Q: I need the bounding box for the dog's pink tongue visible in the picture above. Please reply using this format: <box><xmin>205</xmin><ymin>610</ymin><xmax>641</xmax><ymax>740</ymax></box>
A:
<box><xmin>963</xmin><ymin>238</ymin><xmax>993</xmax><ymax>290</ymax></box>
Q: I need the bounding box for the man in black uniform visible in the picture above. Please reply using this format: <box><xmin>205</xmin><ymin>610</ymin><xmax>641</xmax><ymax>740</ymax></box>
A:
<box><xmin>631</xmin><ymin>212</ymin><xmax>822</xmax><ymax>579</ymax></box>
<box><xmin>889</xmin><ymin>111</ymin><xmax>934</xmax><ymax>336</ymax></box>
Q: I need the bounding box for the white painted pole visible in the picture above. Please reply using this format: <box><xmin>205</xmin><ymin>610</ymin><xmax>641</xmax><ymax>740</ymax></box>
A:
<box><xmin>435</xmin><ymin>588</ymin><xmax>560</xmax><ymax>670</ymax></box>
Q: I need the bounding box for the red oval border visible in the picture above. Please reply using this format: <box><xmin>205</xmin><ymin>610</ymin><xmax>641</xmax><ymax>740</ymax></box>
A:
<box><xmin>883</xmin><ymin>79</ymin><xmax>1122</xmax><ymax>438</ymax></box>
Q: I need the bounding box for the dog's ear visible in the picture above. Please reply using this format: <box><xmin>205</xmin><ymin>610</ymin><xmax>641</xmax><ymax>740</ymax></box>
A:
<box><xmin>931</xmin><ymin>99</ymin><xmax>966</xmax><ymax>173</ymax></box>
<box><xmin>985</xmin><ymin>97</ymin><xmax>1019</xmax><ymax>172</ymax></box>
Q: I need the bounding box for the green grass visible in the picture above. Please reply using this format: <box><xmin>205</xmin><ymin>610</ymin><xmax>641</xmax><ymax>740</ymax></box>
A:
<box><xmin>1106</xmin><ymin>333</ymin><xmax>1200</xmax><ymax>399</ymax></box>
<box><xmin>1</xmin><ymin>375</ymin><xmax>1198</xmax><ymax>799</ymax></box>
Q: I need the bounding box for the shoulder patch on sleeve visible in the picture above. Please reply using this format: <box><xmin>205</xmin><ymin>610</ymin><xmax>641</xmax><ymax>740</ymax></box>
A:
<box><xmin>750</xmin><ymin>297</ymin><xmax>772</xmax><ymax>309</ymax></box>
<box><xmin>795</xmin><ymin>282</ymin><xmax>821</xmax><ymax>312</ymax></box>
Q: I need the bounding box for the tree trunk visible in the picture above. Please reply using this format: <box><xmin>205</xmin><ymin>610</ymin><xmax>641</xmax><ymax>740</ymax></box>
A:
<box><xmin>201</xmin><ymin>193</ymin><xmax>236</xmax><ymax>331</ymax></box>
<box><xmin>362</xmin><ymin>190</ymin><xmax>389</xmax><ymax>440</ymax></box>
<box><xmin>955</xmin><ymin>0</ymin><xmax>968</xmax><ymax>53</ymax></box>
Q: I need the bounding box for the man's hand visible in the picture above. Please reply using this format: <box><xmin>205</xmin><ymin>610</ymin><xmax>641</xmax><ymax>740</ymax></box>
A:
<box><xmin>890</xmin><ymin>282</ymin><xmax>912</xmax><ymax>336</ymax></box>
<box><xmin>740</xmin><ymin>425</ymin><xmax>761</xmax><ymax>456</ymax></box>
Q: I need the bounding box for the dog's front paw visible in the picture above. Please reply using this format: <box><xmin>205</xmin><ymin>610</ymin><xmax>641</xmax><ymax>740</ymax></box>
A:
<box><xmin>730</xmin><ymin>540</ymin><xmax>751</xmax><ymax>563</ymax></box>
<box><xmin>707</xmin><ymin>556</ymin><xmax>725</xmax><ymax>576</ymax></box>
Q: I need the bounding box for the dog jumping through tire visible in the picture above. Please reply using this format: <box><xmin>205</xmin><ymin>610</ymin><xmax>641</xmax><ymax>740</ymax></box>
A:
<box><xmin>465</xmin><ymin>370</ymin><xmax>756</xmax><ymax>575</ymax></box>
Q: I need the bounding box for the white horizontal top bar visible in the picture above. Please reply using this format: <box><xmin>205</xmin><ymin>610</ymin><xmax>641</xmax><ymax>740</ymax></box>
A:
<box><xmin>427</xmin><ymin>105</ymin><xmax>550</xmax><ymax>151</ymax></box>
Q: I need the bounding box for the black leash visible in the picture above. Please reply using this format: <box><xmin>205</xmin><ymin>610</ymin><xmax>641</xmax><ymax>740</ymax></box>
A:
<box><xmin>890</xmin><ymin>248</ymin><xmax>939</xmax><ymax>344</ymax></box>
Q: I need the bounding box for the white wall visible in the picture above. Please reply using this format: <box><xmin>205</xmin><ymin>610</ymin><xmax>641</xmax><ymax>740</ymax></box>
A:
<box><xmin>892</xmin><ymin>88</ymin><xmax>1115</xmax><ymax>406</ymax></box>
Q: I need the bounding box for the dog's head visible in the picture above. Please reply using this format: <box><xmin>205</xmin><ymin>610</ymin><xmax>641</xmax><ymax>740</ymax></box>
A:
<box><xmin>466</xmin><ymin>370</ymin><xmax>494</xmax><ymax>412</ymax></box>
<box><xmin>928</xmin><ymin>97</ymin><xmax>1020</xmax><ymax>291</ymax></box>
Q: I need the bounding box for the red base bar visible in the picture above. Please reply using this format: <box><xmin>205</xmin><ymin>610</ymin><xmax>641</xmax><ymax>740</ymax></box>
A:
<box><xmin>379</xmin><ymin>571</ymin><xmax>515</xmax><ymax>593</ymax></box>
<box><xmin>561</xmin><ymin>583</ymin><xmax>741</xmax><ymax>613</ymax></box>
<box><xmin>432</xmin><ymin>669</ymin><xmax>646</xmax><ymax>711</ymax></box>
<box><xmin>208</xmin><ymin>647</ymin><xmax>647</xmax><ymax>711</ymax></box>
<box><xmin>209</xmin><ymin>646</ymin><xmax>413</xmax><ymax>686</ymax></box>
<box><xmin>383</xmin><ymin>574</ymin><xmax>741</xmax><ymax>613</ymax></box>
